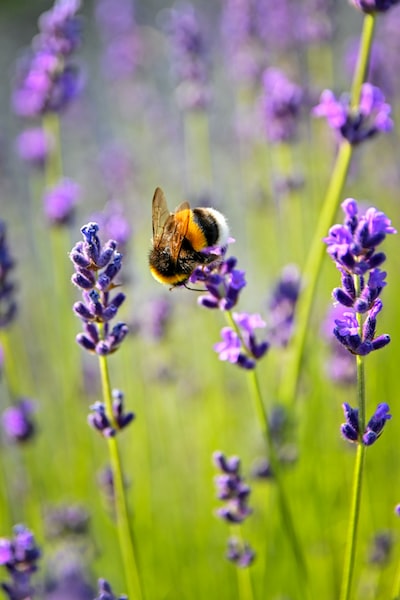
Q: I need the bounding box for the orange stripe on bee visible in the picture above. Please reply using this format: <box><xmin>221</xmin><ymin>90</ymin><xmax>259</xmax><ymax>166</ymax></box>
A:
<box><xmin>176</xmin><ymin>210</ymin><xmax>207</xmax><ymax>251</ymax></box>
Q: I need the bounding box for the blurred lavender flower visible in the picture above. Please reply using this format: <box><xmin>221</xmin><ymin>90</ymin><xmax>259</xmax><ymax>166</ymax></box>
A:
<box><xmin>213</xmin><ymin>451</ymin><xmax>252</xmax><ymax>524</ymax></box>
<box><xmin>36</xmin><ymin>0</ymin><xmax>82</xmax><ymax>56</ymax></box>
<box><xmin>313</xmin><ymin>83</ymin><xmax>393</xmax><ymax>144</ymax></box>
<box><xmin>166</xmin><ymin>4</ymin><xmax>211</xmax><ymax>110</ymax></box>
<box><xmin>214</xmin><ymin>312</ymin><xmax>269</xmax><ymax>370</ymax></box>
<box><xmin>0</xmin><ymin>525</ymin><xmax>41</xmax><ymax>600</ymax></box>
<box><xmin>325</xmin><ymin>198</ymin><xmax>396</xmax><ymax>356</ymax></box>
<box><xmin>0</xmin><ymin>221</ymin><xmax>17</xmax><ymax>329</ymax></box>
<box><xmin>15</xmin><ymin>127</ymin><xmax>54</xmax><ymax>168</ymax></box>
<box><xmin>96</xmin><ymin>143</ymin><xmax>135</xmax><ymax>196</ymax></box>
<box><xmin>12</xmin><ymin>49</ymin><xmax>82</xmax><ymax>118</ymax></box>
<box><xmin>97</xmin><ymin>466</ymin><xmax>115</xmax><ymax>511</ymax></box>
<box><xmin>44</xmin><ymin>504</ymin><xmax>89</xmax><ymax>538</ymax></box>
<box><xmin>44</xmin><ymin>553</ymin><xmax>94</xmax><ymax>600</ymax></box>
<box><xmin>12</xmin><ymin>0</ymin><xmax>83</xmax><ymax>118</ymax></box>
<box><xmin>1</xmin><ymin>399</ymin><xmax>35</xmax><ymax>443</ymax></box>
<box><xmin>91</xmin><ymin>201</ymin><xmax>132</xmax><ymax>251</ymax></box>
<box><xmin>367</xmin><ymin>531</ymin><xmax>392</xmax><ymax>564</ymax></box>
<box><xmin>70</xmin><ymin>222</ymin><xmax>128</xmax><ymax>355</ymax></box>
<box><xmin>226</xmin><ymin>537</ymin><xmax>255</xmax><ymax>567</ymax></box>
<box><xmin>94</xmin><ymin>579</ymin><xmax>127</xmax><ymax>600</ymax></box>
<box><xmin>261</xmin><ymin>68</ymin><xmax>303</xmax><ymax>144</ymax></box>
<box><xmin>44</xmin><ymin>178</ymin><xmax>80</xmax><ymax>226</ymax></box>
<box><xmin>341</xmin><ymin>402</ymin><xmax>392</xmax><ymax>445</ymax></box>
<box><xmin>267</xmin><ymin>264</ymin><xmax>301</xmax><ymax>347</ymax></box>
<box><xmin>95</xmin><ymin>0</ymin><xmax>142</xmax><ymax>80</ymax></box>
<box><xmin>297</xmin><ymin>0</ymin><xmax>335</xmax><ymax>45</ymax></box>
<box><xmin>220</xmin><ymin>0</ymin><xmax>266</xmax><ymax>84</ymax></box>
<box><xmin>350</xmin><ymin>0</ymin><xmax>400</xmax><ymax>12</ymax></box>
<box><xmin>88</xmin><ymin>390</ymin><xmax>134</xmax><ymax>437</ymax></box>
<box><xmin>190</xmin><ymin>254</ymin><xmax>246</xmax><ymax>311</ymax></box>
<box><xmin>138</xmin><ymin>296</ymin><xmax>173</xmax><ymax>341</ymax></box>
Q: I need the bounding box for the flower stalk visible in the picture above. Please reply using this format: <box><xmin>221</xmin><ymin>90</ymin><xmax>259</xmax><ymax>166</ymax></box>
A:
<box><xmin>281</xmin><ymin>10</ymin><xmax>381</xmax><ymax>406</ymax></box>
<box><xmin>339</xmin><ymin>355</ymin><xmax>366</xmax><ymax>600</ymax></box>
<box><xmin>98</xmin><ymin>350</ymin><xmax>143</xmax><ymax>600</ymax></box>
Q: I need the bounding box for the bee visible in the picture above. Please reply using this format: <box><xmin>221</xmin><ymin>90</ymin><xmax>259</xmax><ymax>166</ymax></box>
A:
<box><xmin>149</xmin><ymin>187</ymin><xmax>229</xmax><ymax>287</ymax></box>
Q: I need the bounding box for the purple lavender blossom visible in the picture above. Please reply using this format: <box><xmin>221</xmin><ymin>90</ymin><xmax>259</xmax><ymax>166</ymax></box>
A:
<box><xmin>12</xmin><ymin>0</ymin><xmax>83</xmax><ymax>118</ymax></box>
<box><xmin>325</xmin><ymin>198</ymin><xmax>396</xmax><ymax>356</ymax></box>
<box><xmin>350</xmin><ymin>0</ymin><xmax>400</xmax><ymax>12</ymax></box>
<box><xmin>0</xmin><ymin>221</ymin><xmax>17</xmax><ymax>329</ymax></box>
<box><xmin>166</xmin><ymin>4</ymin><xmax>211</xmax><ymax>110</ymax></box>
<box><xmin>15</xmin><ymin>127</ymin><xmax>54</xmax><ymax>168</ymax></box>
<box><xmin>341</xmin><ymin>402</ymin><xmax>391</xmax><ymax>445</ymax></box>
<box><xmin>313</xmin><ymin>83</ymin><xmax>393</xmax><ymax>144</ymax></box>
<box><xmin>190</xmin><ymin>254</ymin><xmax>246</xmax><ymax>311</ymax></box>
<box><xmin>213</xmin><ymin>451</ymin><xmax>252</xmax><ymax>524</ymax></box>
<box><xmin>261</xmin><ymin>68</ymin><xmax>303</xmax><ymax>144</ymax></box>
<box><xmin>1</xmin><ymin>399</ymin><xmax>35</xmax><ymax>443</ymax></box>
<box><xmin>214</xmin><ymin>312</ymin><xmax>269</xmax><ymax>369</ymax></box>
<box><xmin>36</xmin><ymin>0</ymin><xmax>82</xmax><ymax>56</ymax></box>
<box><xmin>91</xmin><ymin>201</ymin><xmax>132</xmax><ymax>250</ymax></box>
<box><xmin>94</xmin><ymin>579</ymin><xmax>127</xmax><ymax>600</ymax></box>
<box><xmin>0</xmin><ymin>525</ymin><xmax>41</xmax><ymax>600</ymax></box>
<box><xmin>12</xmin><ymin>49</ymin><xmax>82</xmax><ymax>118</ymax></box>
<box><xmin>44</xmin><ymin>178</ymin><xmax>80</xmax><ymax>226</ymax></box>
<box><xmin>70</xmin><ymin>222</ymin><xmax>128</xmax><ymax>355</ymax></box>
<box><xmin>226</xmin><ymin>537</ymin><xmax>255</xmax><ymax>568</ymax></box>
<box><xmin>267</xmin><ymin>264</ymin><xmax>301</xmax><ymax>347</ymax></box>
<box><xmin>88</xmin><ymin>390</ymin><xmax>134</xmax><ymax>437</ymax></box>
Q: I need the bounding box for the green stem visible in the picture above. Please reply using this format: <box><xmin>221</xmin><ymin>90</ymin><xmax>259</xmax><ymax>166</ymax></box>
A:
<box><xmin>225</xmin><ymin>312</ymin><xmax>308</xmax><ymax>594</ymax></box>
<box><xmin>280</xmin><ymin>11</ymin><xmax>376</xmax><ymax>407</ymax></box>
<box><xmin>350</xmin><ymin>13</ymin><xmax>376</xmax><ymax>108</ymax></box>
<box><xmin>279</xmin><ymin>140</ymin><xmax>352</xmax><ymax>405</ymax></box>
<box><xmin>0</xmin><ymin>330</ymin><xmax>19</xmax><ymax>399</ymax></box>
<box><xmin>247</xmin><ymin>369</ymin><xmax>309</xmax><ymax>590</ymax></box>
<box><xmin>98</xmin><ymin>352</ymin><xmax>144</xmax><ymax>600</ymax></box>
<box><xmin>42</xmin><ymin>112</ymin><xmax>63</xmax><ymax>187</ymax></box>
<box><xmin>229</xmin><ymin>525</ymin><xmax>255</xmax><ymax>600</ymax></box>
<box><xmin>340</xmin><ymin>291</ymin><xmax>366</xmax><ymax>600</ymax></box>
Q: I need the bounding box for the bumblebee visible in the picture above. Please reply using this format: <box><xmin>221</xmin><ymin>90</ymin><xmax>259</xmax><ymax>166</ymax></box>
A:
<box><xmin>149</xmin><ymin>187</ymin><xmax>229</xmax><ymax>287</ymax></box>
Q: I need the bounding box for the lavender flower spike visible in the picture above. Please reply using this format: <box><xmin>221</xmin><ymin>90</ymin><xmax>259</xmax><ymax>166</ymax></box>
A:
<box><xmin>0</xmin><ymin>525</ymin><xmax>41</xmax><ymax>600</ymax></box>
<box><xmin>325</xmin><ymin>198</ymin><xmax>396</xmax><ymax>356</ymax></box>
<box><xmin>70</xmin><ymin>223</ymin><xmax>128</xmax><ymax>355</ymax></box>
<box><xmin>313</xmin><ymin>83</ymin><xmax>393</xmax><ymax>144</ymax></box>
<box><xmin>214</xmin><ymin>312</ymin><xmax>269</xmax><ymax>369</ymax></box>
<box><xmin>341</xmin><ymin>402</ymin><xmax>391</xmax><ymax>445</ymax></box>
<box><xmin>213</xmin><ymin>451</ymin><xmax>252</xmax><ymax>524</ymax></box>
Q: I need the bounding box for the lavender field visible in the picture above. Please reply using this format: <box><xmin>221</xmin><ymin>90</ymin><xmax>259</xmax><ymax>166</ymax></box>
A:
<box><xmin>1</xmin><ymin>1</ymin><xmax>400</xmax><ymax>599</ymax></box>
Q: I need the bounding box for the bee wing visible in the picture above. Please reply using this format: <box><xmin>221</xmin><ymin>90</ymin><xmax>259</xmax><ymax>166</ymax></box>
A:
<box><xmin>152</xmin><ymin>187</ymin><xmax>172</xmax><ymax>243</ymax></box>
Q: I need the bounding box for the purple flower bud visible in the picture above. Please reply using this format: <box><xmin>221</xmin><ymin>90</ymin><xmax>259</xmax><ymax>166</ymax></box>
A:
<box><xmin>1</xmin><ymin>399</ymin><xmax>35</xmax><ymax>443</ymax></box>
<box><xmin>43</xmin><ymin>178</ymin><xmax>80</xmax><ymax>226</ymax></box>
<box><xmin>313</xmin><ymin>84</ymin><xmax>393</xmax><ymax>144</ymax></box>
